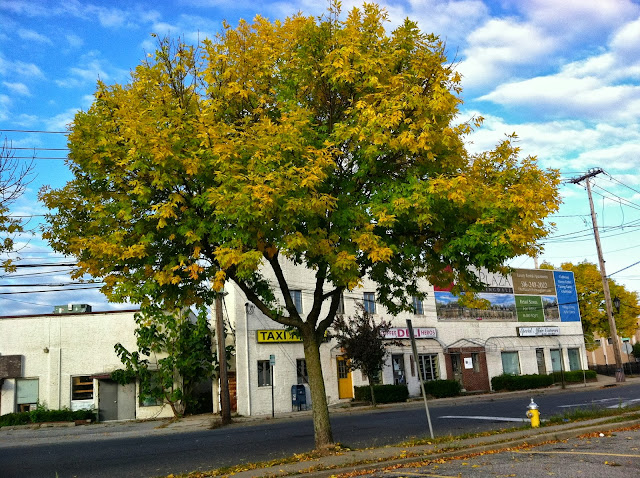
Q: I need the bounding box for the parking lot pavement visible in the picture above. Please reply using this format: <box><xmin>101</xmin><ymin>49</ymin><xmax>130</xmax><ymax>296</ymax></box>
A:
<box><xmin>365</xmin><ymin>425</ymin><xmax>640</xmax><ymax>478</ymax></box>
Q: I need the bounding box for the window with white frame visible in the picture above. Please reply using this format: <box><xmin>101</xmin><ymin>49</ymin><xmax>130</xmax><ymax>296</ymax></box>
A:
<box><xmin>363</xmin><ymin>292</ymin><xmax>376</xmax><ymax>314</ymax></box>
<box><xmin>501</xmin><ymin>351</ymin><xmax>520</xmax><ymax>375</ymax></box>
<box><xmin>418</xmin><ymin>354</ymin><xmax>439</xmax><ymax>381</ymax></box>
<box><xmin>71</xmin><ymin>376</ymin><xmax>93</xmax><ymax>401</ymax></box>
<box><xmin>258</xmin><ymin>360</ymin><xmax>272</xmax><ymax>387</ymax></box>
<box><xmin>412</xmin><ymin>296</ymin><xmax>424</xmax><ymax>315</ymax></box>
<box><xmin>290</xmin><ymin>290</ymin><xmax>303</xmax><ymax>314</ymax></box>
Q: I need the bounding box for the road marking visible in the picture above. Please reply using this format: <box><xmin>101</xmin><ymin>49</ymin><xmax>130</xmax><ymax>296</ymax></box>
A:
<box><xmin>383</xmin><ymin>472</ymin><xmax>460</xmax><ymax>478</ymax></box>
<box><xmin>607</xmin><ymin>399</ymin><xmax>640</xmax><ymax>409</ymax></box>
<box><xmin>438</xmin><ymin>415</ymin><xmax>527</xmax><ymax>422</ymax></box>
<box><xmin>515</xmin><ymin>450</ymin><xmax>640</xmax><ymax>458</ymax></box>
<box><xmin>558</xmin><ymin>398</ymin><xmax>623</xmax><ymax>408</ymax></box>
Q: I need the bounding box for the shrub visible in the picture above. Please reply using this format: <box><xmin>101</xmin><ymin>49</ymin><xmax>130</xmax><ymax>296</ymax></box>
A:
<box><xmin>423</xmin><ymin>379</ymin><xmax>462</xmax><ymax>398</ymax></box>
<box><xmin>354</xmin><ymin>384</ymin><xmax>409</xmax><ymax>403</ymax></box>
<box><xmin>491</xmin><ymin>373</ymin><xmax>554</xmax><ymax>391</ymax></box>
<box><xmin>552</xmin><ymin>370</ymin><xmax>597</xmax><ymax>383</ymax></box>
<box><xmin>0</xmin><ymin>411</ymin><xmax>31</xmax><ymax>427</ymax></box>
<box><xmin>0</xmin><ymin>405</ymin><xmax>96</xmax><ymax>428</ymax></box>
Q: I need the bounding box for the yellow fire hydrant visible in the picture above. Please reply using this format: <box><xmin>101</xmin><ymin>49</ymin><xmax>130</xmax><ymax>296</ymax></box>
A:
<box><xmin>526</xmin><ymin>398</ymin><xmax>540</xmax><ymax>428</ymax></box>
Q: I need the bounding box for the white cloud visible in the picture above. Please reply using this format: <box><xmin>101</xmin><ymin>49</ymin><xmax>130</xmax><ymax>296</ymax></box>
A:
<box><xmin>45</xmin><ymin>108</ymin><xmax>81</xmax><ymax>132</ymax></box>
<box><xmin>457</xmin><ymin>18</ymin><xmax>555</xmax><ymax>88</ymax></box>
<box><xmin>65</xmin><ymin>33</ymin><xmax>84</xmax><ymax>49</ymax></box>
<box><xmin>0</xmin><ymin>94</ymin><xmax>10</xmax><ymax>121</ymax></box>
<box><xmin>2</xmin><ymin>81</ymin><xmax>31</xmax><ymax>96</ymax></box>
<box><xmin>17</xmin><ymin>28</ymin><xmax>53</xmax><ymax>44</ymax></box>
<box><xmin>0</xmin><ymin>56</ymin><xmax>44</xmax><ymax>80</ymax></box>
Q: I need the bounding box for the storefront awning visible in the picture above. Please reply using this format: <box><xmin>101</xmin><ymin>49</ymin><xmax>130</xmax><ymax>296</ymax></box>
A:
<box><xmin>484</xmin><ymin>334</ymin><xmax>586</xmax><ymax>352</ymax></box>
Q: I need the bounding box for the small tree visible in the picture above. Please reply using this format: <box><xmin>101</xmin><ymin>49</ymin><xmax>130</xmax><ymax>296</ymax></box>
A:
<box><xmin>112</xmin><ymin>305</ymin><xmax>216</xmax><ymax>417</ymax></box>
<box><xmin>333</xmin><ymin>305</ymin><xmax>398</xmax><ymax>406</ymax></box>
<box><xmin>0</xmin><ymin>135</ymin><xmax>35</xmax><ymax>270</ymax></box>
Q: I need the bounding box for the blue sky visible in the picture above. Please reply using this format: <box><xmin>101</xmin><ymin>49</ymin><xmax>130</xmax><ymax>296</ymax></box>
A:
<box><xmin>1</xmin><ymin>0</ymin><xmax>640</xmax><ymax>316</ymax></box>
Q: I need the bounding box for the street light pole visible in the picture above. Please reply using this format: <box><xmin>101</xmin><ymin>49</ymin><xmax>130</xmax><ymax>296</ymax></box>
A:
<box><xmin>570</xmin><ymin>169</ymin><xmax>625</xmax><ymax>382</ymax></box>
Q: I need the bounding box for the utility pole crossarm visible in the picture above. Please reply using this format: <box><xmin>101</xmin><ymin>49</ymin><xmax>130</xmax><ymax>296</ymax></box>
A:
<box><xmin>569</xmin><ymin>167</ymin><xmax>625</xmax><ymax>382</ymax></box>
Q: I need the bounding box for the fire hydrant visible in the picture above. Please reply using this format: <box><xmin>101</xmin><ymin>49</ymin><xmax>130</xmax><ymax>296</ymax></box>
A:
<box><xmin>526</xmin><ymin>398</ymin><xmax>540</xmax><ymax>428</ymax></box>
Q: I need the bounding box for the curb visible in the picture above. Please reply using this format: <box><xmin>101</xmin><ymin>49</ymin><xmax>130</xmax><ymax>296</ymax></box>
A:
<box><xmin>230</xmin><ymin>414</ymin><xmax>640</xmax><ymax>478</ymax></box>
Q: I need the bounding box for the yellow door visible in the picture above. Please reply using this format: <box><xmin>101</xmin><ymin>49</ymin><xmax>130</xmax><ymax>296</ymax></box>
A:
<box><xmin>337</xmin><ymin>356</ymin><xmax>353</xmax><ymax>399</ymax></box>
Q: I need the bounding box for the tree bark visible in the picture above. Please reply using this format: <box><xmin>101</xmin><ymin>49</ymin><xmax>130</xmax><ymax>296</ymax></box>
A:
<box><xmin>216</xmin><ymin>293</ymin><xmax>232</xmax><ymax>425</ymax></box>
<box><xmin>301</xmin><ymin>325</ymin><xmax>334</xmax><ymax>448</ymax></box>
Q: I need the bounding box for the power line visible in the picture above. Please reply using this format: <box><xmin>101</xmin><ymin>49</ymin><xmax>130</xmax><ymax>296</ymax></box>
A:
<box><xmin>0</xmin><ymin>129</ymin><xmax>67</xmax><ymax>134</ymax></box>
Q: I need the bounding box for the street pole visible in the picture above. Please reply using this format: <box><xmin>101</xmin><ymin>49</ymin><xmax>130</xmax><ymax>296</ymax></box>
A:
<box><xmin>216</xmin><ymin>292</ymin><xmax>232</xmax><ymax>424</ymax></box>
<box><xmin>406</xmin><ymin>319</ymin><xmax>434</xmax><ymax>439</ymax></box>
<box><xmin>570</xmin><ymin>168</ymin><xmax>625</xmax><ymax>382</ymax></box>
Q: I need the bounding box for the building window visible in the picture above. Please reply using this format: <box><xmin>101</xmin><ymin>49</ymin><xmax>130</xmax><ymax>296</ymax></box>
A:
<box><xmin>71</xmin><ymin>376</ymin><xmax>93</xmax><ymax>401</ymax></box>
<box><xmin>501</xmin><ymin>351</ymin><xmax>520</xmax><ymax>375</ymax></box>
<box><xmin>412</xmin><ymin>296</ymin><xmax>424</xmax><ymax>315</ymax></box>
<box><xmin>418</xmin><ymin>354</ymin><xmax>439</xmax><ymax>381</ymax></box>
<box><xmin>471</xmin><ymin>353</ymin><xmax>480</xmax><ymax>373</ymax></box>
<box><xmin>258</xmin><ymin>360</ymin><xmax>272</xmax><ymax>387</ymax></box>
<box><xmin>16</xmin><ymin>378</ymin><xmax>39</xmax><ymax>412</ymax></box>
<box><xmin>607</xmin><ymin>338</ymin><xmax>613</xmax><ymax>345</ymax></box>
<box><xmin>140</xmin><ymin>372</ymin><xmax>163</xmax><ymax>406</ymax></box>
<box><xmin>567</xmin><ymin>348</ymin><xmax>581</xmax><ymax>371</ymax></box>
<box><xmin>337</xmin><ymin>358</ymin><xmax>349</xmax><ymax>379</ymax></box>
<box><xmin>363</xmin><ymin>292</ymin><xmax>376</xmax><ymax>314</ymax></box>
<box><xmin>290</xmin><ymin>290</ymin><xmax>303</xmax><ymax>314</ymax></box>
<box><xmin>296</xmin><ymin>359</ymin><xmax>308</xmax><ymax>384</ymax></box>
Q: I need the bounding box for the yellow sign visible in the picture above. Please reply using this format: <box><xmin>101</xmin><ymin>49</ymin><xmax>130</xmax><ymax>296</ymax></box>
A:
<box><xmin>256</xmin><ymin>330</ymin><xmax>302</xmax><ymax>343</ymax></box>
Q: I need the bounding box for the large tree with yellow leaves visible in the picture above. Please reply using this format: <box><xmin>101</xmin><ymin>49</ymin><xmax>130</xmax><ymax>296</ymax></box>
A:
<box><xmin>41</xmin><ymin>4</ymin><xmax>560</xmax><ymax>448</ymax></box>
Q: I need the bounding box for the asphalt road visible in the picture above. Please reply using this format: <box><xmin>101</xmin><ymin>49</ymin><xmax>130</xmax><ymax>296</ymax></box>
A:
<box><xmin>1</xmin><ymin>382</ymin><xmax>639</xmax><ymax>478</ymax></box>
<box><xmin>368</xmin><ymin>426</ymin><xmax>640</xmax><ymax>477</ymax></box>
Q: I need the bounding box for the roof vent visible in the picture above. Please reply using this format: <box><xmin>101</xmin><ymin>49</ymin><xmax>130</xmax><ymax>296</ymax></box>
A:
<box><xmin>53</xmin><ymin>304</ymin><xmax>92</xmax><ymax>314</ymax></box>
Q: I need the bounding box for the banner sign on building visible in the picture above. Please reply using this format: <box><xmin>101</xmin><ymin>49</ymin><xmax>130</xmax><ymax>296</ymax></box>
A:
<box><xmin>435</xmin><ymin>268</ymin><xmax>580</xmax><ymax>323</ymax></box>
<box><xmin>256</xmin><ymin>330</ymin><xmax>302</xmax><ymax>343</ymax></box>
<box><xmin>383</xmin><ymin>327</ymin><xmax>437</xmax><ymax>339</ymax></box>
<box><xmin>518</xmin><ymin>326</ymin><xmax>561</xmax><ymax>337</ymax></box>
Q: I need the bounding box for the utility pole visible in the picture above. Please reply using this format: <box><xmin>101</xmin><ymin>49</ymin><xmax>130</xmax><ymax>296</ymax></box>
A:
<box><xmin>216</xmin><ymin>291</ymin><xmax>232</xmax><ymax>424</ymax></box>
<box><xmin>570</xmin><ymin>168</ymin><xmax>625</xmax><ymax>382</ymax></box>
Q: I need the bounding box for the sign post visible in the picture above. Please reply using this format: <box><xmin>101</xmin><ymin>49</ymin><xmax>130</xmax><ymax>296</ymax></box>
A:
<box><xmin>270</xmin><ymin>354</ymin><xmax>275</xmax><ymax>418</ymax></box>
<box><xmin>406</xmin><ymin>319</ymin><xmax>434</xmax><ymax>439</ymax></box>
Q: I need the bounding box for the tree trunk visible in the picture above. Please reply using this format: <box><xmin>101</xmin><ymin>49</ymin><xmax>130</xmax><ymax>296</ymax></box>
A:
<box><xmin>216</xmin><ymin>293</ymin><xmax>232</xmax><ymax>425</ymax></box>
<box><xmin>368</xmin><ymin>381</ymin><xmax>377</xmax><ymax>407</ymax></box>
<box><xmin>301</xmin><ymin>327</ymin><xmax>334</xmax><ymax>448</ymax></box>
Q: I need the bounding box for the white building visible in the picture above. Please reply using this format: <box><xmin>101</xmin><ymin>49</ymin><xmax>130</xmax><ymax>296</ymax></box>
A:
<box><xmin>227</xmin><ymin>264</ymin><xmax>587</xmax><ymax>416</ymax></box>
<box><xmin>0</xmin><ymin>306</ymin><xmax>174</xmax><ymax>420</ymax></box>
<box><xmin>1</xmin><ymin>266</ymin><xmax>587</xmax><ymax>420</ymax></box>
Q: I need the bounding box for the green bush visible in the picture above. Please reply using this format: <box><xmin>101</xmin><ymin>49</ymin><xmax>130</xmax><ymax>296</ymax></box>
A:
<box><xmin>491</xmin><ymin>373</ymin><xmax>554</xmax><ymax>391</ymax></box>
<box><xmin>354</xmin><ymin>384</ymin><xmax>409</xmax><ymax>403</ymax></box>
<box><xmin>0</xmin><ymin>411</ymin><xmax>31</xmax><ymax>427</ymax></box>
<box><xmin>552</xmin><ymin>370</ymin><xmax>597</xmax><ymax>383</ymax></box>
<box><xmin>0</xmin><ymin>405</ymin><xmax>96</xmax><ymax>428</ymax></box>
<box><xmin>423</xmin><ymin>379</ymin><xmax>462</xmax><ymax>398</ymax></box>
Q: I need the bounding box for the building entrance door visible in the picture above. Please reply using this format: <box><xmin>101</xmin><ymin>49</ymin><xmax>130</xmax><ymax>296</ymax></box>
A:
<box><xmin>451</xmin><ymin>353</ymin><xmax>463</xmax><ymax>383</ymax></box>
<box><xmin>550</xmin><ymin>349</ymin><xmax>563</xmax><ymax>373</ymax></box>
<box><xmin>392</xmin><ymin>354</ymin><xmax>406</xmax><ymax>385</ymax></box>
<box><xmin>536</xmin><ymin>348</ymin><xmax>547</xmax><ymax>375</ymax></box>
<box><xmin>98</xmin><ymin>380</ymin><xmax>136</xmax><ymax>421</ymax></box>
<box><xmin>336</xmin><ymin>356</ymin><xmax>353</xmax><ymax>399</ymax></box>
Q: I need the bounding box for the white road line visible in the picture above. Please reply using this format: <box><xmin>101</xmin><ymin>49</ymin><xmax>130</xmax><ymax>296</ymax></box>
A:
<box><xmin>438</xmin><ymin>415</ymin><xmax>528</xmax><ymax>422</ymax></box>
<box><xmin>606</xmin><ymin>398</ymin><xmax>640</xmax><ymax>409</ymax></box>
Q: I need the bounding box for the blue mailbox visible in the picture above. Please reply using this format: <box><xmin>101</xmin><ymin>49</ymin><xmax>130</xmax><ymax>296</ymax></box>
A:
<box><xmin>291</xmin><ymin>384</ymin><xmax>307</xmax><ymax>411</ymax></box>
